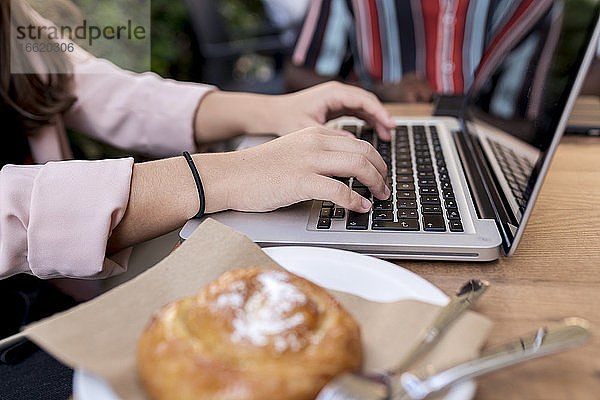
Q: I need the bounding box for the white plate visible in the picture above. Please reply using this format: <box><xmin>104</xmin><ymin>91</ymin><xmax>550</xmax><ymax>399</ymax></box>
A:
<box><xmin>74</xmin><ymin>246</ymin><xmax>476</xmax><ymax>400</ymax></box>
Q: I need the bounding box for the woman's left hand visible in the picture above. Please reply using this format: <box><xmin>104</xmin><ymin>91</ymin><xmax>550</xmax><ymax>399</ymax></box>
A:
<box><xmin>266</xmin><ymin>81</ymin><xmax>395</xmax><ymax>140</ymax></box>
<box><xmin>194</xmin><ymin>82</ymin><xmax>395</xmax><ymax>144</ymax></box>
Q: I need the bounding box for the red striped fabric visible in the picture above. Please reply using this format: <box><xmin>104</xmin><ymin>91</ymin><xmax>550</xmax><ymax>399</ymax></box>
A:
<box><xmin>421</xmin><ymin>0</ymin><xmax>441</xmax><ymax>91</ymax></box>
<box><xmin>452</xmin><ymin>0</ymin><xmax>470</xmax><ymax>91</ymax></box>
<box><xmin>477</xmin><ymin>0</ymin><xmax>539</xmax><ymax>81</ymax></box>
<box><xmin>367</xmin><ymin>0</ymin><xmax>383</xmax><ymax>81</ymax></box>
<box><xmin>291</xmin><ymin>0</ymin><xmax>534</xmax><ymax>95</ymax></box>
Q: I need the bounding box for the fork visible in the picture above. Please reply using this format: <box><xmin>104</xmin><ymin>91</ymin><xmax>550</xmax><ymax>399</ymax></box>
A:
<box><xmin>316</xmin><ymin>279</ymin><xmax>489</xmax><ymax>400</ymax></box>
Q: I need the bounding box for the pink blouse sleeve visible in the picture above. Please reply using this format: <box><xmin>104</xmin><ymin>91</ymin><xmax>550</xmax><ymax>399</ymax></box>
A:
<box><xmin>64</xmin><ymin>53</ymin><xmax>216</xmax><ymax>157</ymax></box>
<box><xmin>0</xmin><ymin>158</ymin><xmax>133</xmax><ymax>279</ymax></box>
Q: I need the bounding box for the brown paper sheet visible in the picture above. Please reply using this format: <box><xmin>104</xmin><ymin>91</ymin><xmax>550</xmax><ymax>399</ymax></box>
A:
<box><xmin>24</xmin><ymin>219</ymin><xmax>492</xmax><ymax>399</ymax></box>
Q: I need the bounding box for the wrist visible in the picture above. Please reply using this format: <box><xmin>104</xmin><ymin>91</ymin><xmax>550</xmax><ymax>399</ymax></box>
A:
<box><xmin>194</xmin><ymin>92</ymin><xmax>278</xmax><ymax>142</ymax></box>
<box><xmin>190</xmin><ymin>153</ymin><xmax>232</xmax><ymax>214</ymax></box>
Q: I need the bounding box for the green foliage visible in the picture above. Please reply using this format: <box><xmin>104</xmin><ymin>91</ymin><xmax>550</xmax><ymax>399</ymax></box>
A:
<box><xmin>150</xmin><ymin>0</ymin><xmax>196</xmax><ymax>80</ymax></box>
<box><xmin>218</xmin><ymin>0</ymin><xmax>266</xmax><ymax>40</ymax></box>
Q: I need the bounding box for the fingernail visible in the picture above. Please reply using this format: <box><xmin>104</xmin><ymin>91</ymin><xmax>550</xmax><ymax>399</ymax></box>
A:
<box><xmin>384</xmin><ymin>186</ymin><xmax>391</xmax><ymax>198</ymax></box>
<box><xmin>361</xmin><ymin>197</ymin><xmax>371</xmax><ymax>210</ymax></box>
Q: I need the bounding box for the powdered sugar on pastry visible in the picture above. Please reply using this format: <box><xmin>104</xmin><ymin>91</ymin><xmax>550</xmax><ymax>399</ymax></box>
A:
<box><xmin>219</xmin><ymin>271</ymin><xmax>308</xmax><ymax>351</ymax></box>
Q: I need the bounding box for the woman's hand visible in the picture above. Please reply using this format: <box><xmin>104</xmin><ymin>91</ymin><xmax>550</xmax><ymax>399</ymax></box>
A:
<box><xmin>194</xmin><ymin>82</ymin><xmax>395</xmax><ymax>145</ymax></box>
<box><xmin>108</xmin><ymin>126</ymin><xmax>389</xmax><ymax>253</ymax></box>
<box><xmin>196</xmin><ymin>127</ymin><xmax>391</xmax><ymax>214</ymax></box>
<box><xmin>373</xmin><ymin>73</ymin><xmax>433</xmax><ymax>103</ymax></box>
<box><xmin>265</xmin><ymin>81</ymin><xmax>395</xmax><ymax>140</ymax></box>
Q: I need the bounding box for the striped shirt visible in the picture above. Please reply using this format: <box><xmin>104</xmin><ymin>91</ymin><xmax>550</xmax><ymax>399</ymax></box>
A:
<box><xmin>292</xmin><ymin>0</ymin><xmax>537</xmax><ymax>95</ymax></box>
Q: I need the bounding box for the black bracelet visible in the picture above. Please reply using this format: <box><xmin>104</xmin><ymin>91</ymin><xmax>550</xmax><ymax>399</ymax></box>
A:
<box><xmin>182</xmin><ymin>151</ymin><xmax>206</xmax><ymax>219</ymax></box>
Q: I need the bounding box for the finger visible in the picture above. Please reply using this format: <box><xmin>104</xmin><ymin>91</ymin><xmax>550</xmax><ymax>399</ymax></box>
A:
<box><xmin>331</xmin><ymin>108</ymin><xmax>392</xmax><ymax>141</ymax></box>
<box><xmin>314</xmin><ymin>151</ymin><xmax>390</xmax><ymax>200</ymax></box>
<box><xmin>374</xmin><ymin>121</ymin><xmax>393</xmax><ymax>141</ymax></box>
<box><xmin>308</xmin><ymin>175</ymin><xmax>372</xmax><ymax>213</ymax></box>
<box><xmin>319</xmin><ymin>135</ymin><xmax>388</xmax><ymax>178</ymax></box>
<box><xmin>328</xmin><ymin>84</ymin><xmax>396</xmax><ymax>129</ymax></box>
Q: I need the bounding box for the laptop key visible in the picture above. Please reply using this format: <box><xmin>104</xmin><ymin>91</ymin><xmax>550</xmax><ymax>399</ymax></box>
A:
<box><xmin>373</xmin><ymin>200</ymin><xmax>393</xmax><ymax>211</ymax></box>
<box><xmin>360</xmin><ymin>128</ymin><xmax>374</xmax><ymax>143</ymax></box>
<box><xmin>420</xmin><ymin>187</ymin><xmax>439</xmax><ymax>195</ymax></box>
<box><xmin>397</xmin><ymin>200</ymin><xmax>417</xmax><ymax>209</ymax></box>
<box><xmin>396</xmin><ymin>191</ymin><xmax>416</xmax><ymax>199</ymax></box>
<box><xmin>449</xmin><ymin>220</ymin><xmax>464</xmax><ymax>232</ymax></box>
<box><xmin>445</xmin><ymin>199</ymin><xmax>457</xmax><ymax>208</ymax></box>
<box><xmin>442</xmin><ymin>190</ymin><xmax>455</xmax><ymax>200</ymax></box>
<box><xmin>447</xmin><ymin>208</ymin><xmax>461</xmax><ymax>220</ymax></box>
<box><xmin>332</xmin><ymin>207</ymin><xmax>345</xmax><ymax>219</ymax></box>
<box><xmin>342</xmin><ymin>125</ymin><xmax>358</xmax><ymax>135</ymax></box>
<box><xmin>421</xmin><ymin>195</ymin><xmax>441</xmax><ymax>204</ymax></box>
<box><xmin>372</xmin><ymin>219</ymin><xmax>420</xmax><ymax>231</ymax></box>
<box><xmin>320</xmin><ymin>208</ymin><xmax>332</xmax><ymax>218</ymax></box>
<box><xmin>396</xmin><ymin>125</ymin><xmax>408</xmax><ymax>134</ymax></box>
<box><xmin>422</xmin><ymin>205</ymin><xmax>443</xmax><ymax>214</ymax></box>
<box><xmin>397</xmin><ymin>182</ymin><xmax>415</xmax><ymax>191</ymax></box>
<box><xmin>440</xmin><ymin>181</ymin><xmax>452</xmax><ymax>191</ymax></box>
<box><xmin>398</xmin><ymin>209</ymin><xmax>418</xmax><ymax>219</ymax></box>
<box><xmin>372</xmin><ymin>211</ymin><xmax>394</xmax><ymax>221</ymax></box>
<box><xmin>418</xmin><ymin>178</ymin><xmax>436</xmax><ymax>187</ymax></box>
<box><xmin>423</xmin><ymin>215</ymin><xmax>446</xmax><ymax>231</ymax></box>
<box><xmin>396</xmin><ymin>174</ymin><xmax>414</xmax><ymax>182</ymax></box>
<box><xmin>346</xmin><ymin>211</ymin><xmax>369</xmax><ymax>230</ymax></box>
<box><xmin>317</xmin><ymin>217</ymin><xmax>331</xmax><ymax>229</ymax></box>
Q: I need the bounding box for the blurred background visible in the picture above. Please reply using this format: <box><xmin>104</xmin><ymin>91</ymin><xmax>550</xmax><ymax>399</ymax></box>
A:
<box><xmin>68</xmin><ymin>0</ymin><xmax>310</xmax><ymax>160</ymax></box>
<box><xmin>67</xmin><ymin>0</ymin><xmax>600</xmax><ymax>159</ymax></box>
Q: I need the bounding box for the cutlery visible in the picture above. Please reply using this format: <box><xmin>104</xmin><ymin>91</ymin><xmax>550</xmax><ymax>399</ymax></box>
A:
<box><xmin>390</xmin><ymin>317</ymin><xmax>591</xmax><ymax>400</ymax></box>
<box><xmin>387</xmin><ymin>279</ymin><xmax>489</xmax><ymax>376</ymax></box>
<box><xmin>316</xmin><ymin>317</ymin><xmax>591</xmax><ymax>400</ymax></box>
<box><xmin>316</xmin><ymin>279</ymin><xmax>489</xmax><ymax>400</ymax></box>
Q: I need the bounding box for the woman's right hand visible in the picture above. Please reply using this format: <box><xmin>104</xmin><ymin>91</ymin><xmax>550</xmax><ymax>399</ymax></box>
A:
<box><xmin>197</xmin><ymin>127</ymin><xmax>391</xmax><ymax>214</ymax></box>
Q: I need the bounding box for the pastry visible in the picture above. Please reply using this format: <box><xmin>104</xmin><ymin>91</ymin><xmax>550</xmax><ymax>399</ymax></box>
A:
<box><xmin>137</xmin><ymin>266</ymin><xmax>362</xmax><ymax>400</ymax></box>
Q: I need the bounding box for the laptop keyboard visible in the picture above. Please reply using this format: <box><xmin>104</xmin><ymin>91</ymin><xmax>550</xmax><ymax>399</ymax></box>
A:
<box><xmin>488</xmin><ymin>139</ymin><xmax>534</xmax><ymax>213</ymax></box>
<box><xmin>315</xmin><ymin>124</ymin><xmax>463</xmax><ymax>232</ymax></box>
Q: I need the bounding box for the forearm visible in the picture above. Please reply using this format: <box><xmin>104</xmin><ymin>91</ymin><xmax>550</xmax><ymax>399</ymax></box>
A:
<box><xmin>193</xmin><ymin>91</ymin><xmax>275</xmax><ymax>144</ymax></box>
<box><xmin>106</xmin><ymin>153</ymin><xmax>230</xmax><ymax>253</ymax></box>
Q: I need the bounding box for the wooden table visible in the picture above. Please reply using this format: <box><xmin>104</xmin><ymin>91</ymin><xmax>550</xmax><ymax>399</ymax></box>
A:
<box><xmin>163</xmin><ymin>99</ymin><xmax>599</xmax><ymax>399</ymax></box>
<box><xmin>385</xmin><ymin>101</ymin><xmax>600</xmax><ymax>400</ymax></box>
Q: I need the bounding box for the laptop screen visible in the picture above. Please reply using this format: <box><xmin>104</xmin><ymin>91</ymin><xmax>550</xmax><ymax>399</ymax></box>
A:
<box><xmin>462</xmin><ymin>0</ymin><xmax>599</xmax><ymax>254</ymax></box>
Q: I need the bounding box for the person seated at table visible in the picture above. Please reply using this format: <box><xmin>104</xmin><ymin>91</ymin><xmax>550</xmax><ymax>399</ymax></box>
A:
<box><xmin>0</xmin><ymin>0</ymin><xmax>395</xmax><ymax>282</ymax></box>
<box><xmin>285</xmin><ymin>0</ymin><xmax>541</xmax><ymax>102</ymax></box>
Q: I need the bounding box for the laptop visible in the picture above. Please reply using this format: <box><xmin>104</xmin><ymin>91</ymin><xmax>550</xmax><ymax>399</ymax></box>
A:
<box><xmin>181</xmin><ymin>2</ymin><xmax>600</xmax><ymax>262</ymax></box>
